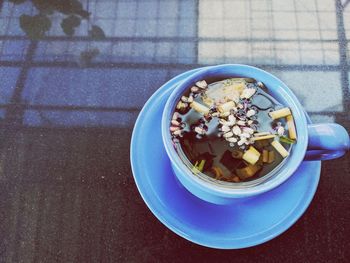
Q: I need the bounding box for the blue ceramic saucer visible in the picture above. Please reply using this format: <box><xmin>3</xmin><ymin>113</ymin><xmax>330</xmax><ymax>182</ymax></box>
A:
<box><xmin>130</xmin><ymin>68</ymin><xmax>321</xmax><ymax>249</ymax></box>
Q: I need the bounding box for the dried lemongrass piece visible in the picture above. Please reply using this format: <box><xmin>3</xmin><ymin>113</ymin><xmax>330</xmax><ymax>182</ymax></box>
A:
<box><xmin>236</xmin><ymin>164</ymin><xmax>261</xmax><ymax>179</ymax></box>
<box><xmin>254</xmin><ymin>132</ymin><xmax>271</xmax><ymax>137</ymax></box>
<box><xmin>286</xmin><ymin>115</ymin><xmax>297</xmax><ymax>140</ymax></box>
<box><xmin>279</xmin><ymin>136</ymin><xmax>296</xmax><ymax>144</ymax></box>
<box><xmin>271</xmin><ymin>140</ymin><xmax>289</xmax><ymax>158</ymax></box>
<box><xmin>211</xmin><ymin>166</ymin><xmax>224</xmax><ymax>179</ymax></box>
<box><xmin>197</xmin><ymin>160</ymin><xmax>205</xmax><ymax>172</ymax></box>
<box><xmin>217</xmin><ymin>101</ymin><xmax>235</xmax><ymax>113</ymax></box>
<box><xmin>257</xmin><ymin>154</ymin><xmax>264</xmax><ymax>166</ymax></box>
<box><xmin>267</xmin><ymin>150</ymin><xmax>275</xmax><ymax>163</ymax></box>
<box><xmin>195</xmin><ymin>80</ymin><xmax>207</xmax><ymax>89</ymax></box>
<box><xmin>252</xmin><ymin>134</ymin><xmax>276</xmax><ymax>141</ymax></box>
<box><xmin>242</xmin><ymin>146</ymin><xmax>261</xmax><ymax>165</ymax></box>
<box><xmin>269</xmin><ymin>107</ymin><xmax>292</xmax><ymax>120</ymax></box>
<box><xmin>192</xmin><ymin>159</ymin><xmax>206</xmax><ymax>173</ymax></box>
<box><xmin>262</xmin><ymin>150</ymin><xmax>269</xmax><ymax>163</ymax></box>
<box><xmin>232</xmin><ymin>176</ymin><xmax>240</xmax><ymax>182</ymax></box>
<box><xmin>191</xmin><ymin>161</ymin><xmax>200</xmax><ymax>174</ymax></box>
<box><xmin>190</xmin><ymin>101</ymin><xmax>210</xmax><ymax>114</ymax></box>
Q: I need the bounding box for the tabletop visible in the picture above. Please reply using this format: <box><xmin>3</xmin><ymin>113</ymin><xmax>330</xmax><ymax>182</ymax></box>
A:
<box><xmin>0</xmin><ymin>0</ymin><xmax>349</xmax><ymax>262</ymax></box>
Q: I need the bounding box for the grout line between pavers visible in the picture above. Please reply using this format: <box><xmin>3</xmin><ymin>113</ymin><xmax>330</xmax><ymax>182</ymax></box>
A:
<box><xmin>194</xmin><ymin>0</ymin><xmax>199</xmax><ymax>65</ymax></box>
<box><xmin>335</xmin><ymin>0</ymin><xmax>350</xmax><ymax>112</ymax></box>
<box><xmin>3</xmin><ymin>41</ymin><xmax>37</xmax><ymax>125</ymax></box>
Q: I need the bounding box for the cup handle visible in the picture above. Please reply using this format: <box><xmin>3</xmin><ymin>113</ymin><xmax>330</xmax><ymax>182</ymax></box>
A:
<box><xmin>305</xmin><ymin>123</ymin><xmax>350</xmax><ymax>161</ymax></box>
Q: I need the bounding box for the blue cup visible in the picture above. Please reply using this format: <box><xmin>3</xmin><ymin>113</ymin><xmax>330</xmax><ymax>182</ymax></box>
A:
<box><xmin>161</xmin><ymin>65</ymin><xmax>349</xmax><ymax>204</ymax></box>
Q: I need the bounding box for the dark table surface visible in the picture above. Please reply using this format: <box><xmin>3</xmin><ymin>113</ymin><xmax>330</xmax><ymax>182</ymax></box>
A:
<box><xmin>0</xmin><ymin>0</ymin><xmax>349</xmax><ymax>262</ymax></box>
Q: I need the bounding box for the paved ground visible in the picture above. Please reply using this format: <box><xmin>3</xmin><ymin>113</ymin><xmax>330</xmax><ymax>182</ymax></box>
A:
<box><xmin>0</xmin><ymin>0</ymin><xmax>349</xmax><ymax>262</ymax></box>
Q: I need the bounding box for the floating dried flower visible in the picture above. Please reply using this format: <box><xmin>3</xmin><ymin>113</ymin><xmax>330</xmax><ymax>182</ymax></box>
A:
<box><xmin>170</xmin><ymin>126</ymin><xmax>180</xmax><ymax>132</ymax></box>
<box><xmin>243</xmin><ymin>127</ymin><xmax>254</xmax><ymax>134</ymax></box>
<box><xmin>195</xmin><ymin>80</ymin><xmax>208</xmax><ymax>89</ymax></box>
<box><xmin>172</xmin><ymin>112</ymin><xmax>180</xmax><ymax>120</ymax></box>
<box><xmin>232</xmin><ymin>125</ymin><xmax>242</xmax><ymax>135</ymax></box>
<box><xmin>228</xmin><ymin>115</ymin><xmax>236</xmax><ymax>123</ymax></box>
<box><xmin>191</xmin><ymin>86</ymin><xmax>199</xmax><ymax>93</ymax></box>
<box><xmin>221</xmin><ymin>125</ymin><xmax>230</xmax><ymax>132</ymax></box>
<box><xmin>194</xmin><ymin>126</ymin><xmax>206</xmax><ymax>135</ymax></box>
<box><xmin>237</xmin><ymin>120</ymin><xmax>246</xmax><ymax>126</ymax></box>
<box><xmin>277</xmin><ymin>126</ymin><xmax>285</xmax><ymax>136</ymax></box>
<box><xmin>240</xmin><ymin>132</ymin><xmax>251</xmax><ymax>138</ymax></box>
<box><xmin>173</xmin><ymin>130</ymin><xmax>183</xmax><ymax>137</ymax></box>
<box><xmin>246</xmin><ymin>109</ymin><xmax>256</xmax><ymax>117</ymax></box>
<box><xmin>171</xmin><ymin>120</ymin><xmax>181</xmax><ymax>126</ymax></box>
<box><xmin>238</xmin><ymin>137</ymin><xmax>247</xmax><ymax>146</ymax></box>
<box><xmin>219</xmin><ymin>111</ymin><xmax>230</xmax><ymax>118</ymax></box>
<box><xmin>176</xmin><ymin>101</ymin><xmax>188</xmax><ymax>110</ymax></box>
<box><xmin>223</xmin><ymin>131</ymin><xmax>234</xmax><ymax>138</ymax></box>
<box><xmin>181</xmin><ymin>96</ymin><xmax>188</xmax><ymax>102</ymax></box>
<box><xmin>227</xmin><ymin>137</ymin><xmax>238</xmax><ymax>143</ymax></box>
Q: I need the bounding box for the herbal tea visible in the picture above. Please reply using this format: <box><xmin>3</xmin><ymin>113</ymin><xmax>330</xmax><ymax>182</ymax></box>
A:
<box><xmin>170</xmin><ymin>78</ymin><xmax>297</xmax><ymax>183</ymax></box>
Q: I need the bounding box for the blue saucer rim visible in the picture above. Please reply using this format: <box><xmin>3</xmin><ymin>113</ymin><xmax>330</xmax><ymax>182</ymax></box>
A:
<box><xmin>130</xmin><ymin>67</ymin><xmax>321</xmax><ymax>249</ymax></box>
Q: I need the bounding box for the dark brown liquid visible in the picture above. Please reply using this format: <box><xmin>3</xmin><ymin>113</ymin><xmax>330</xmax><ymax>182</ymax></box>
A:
<box><xmin>173</xmin><ymin>78</ymin><xmax>292</xmax><ymax>182</ymax></box>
